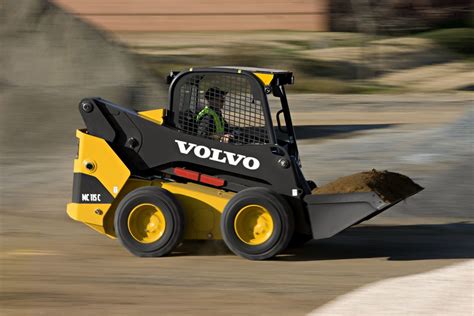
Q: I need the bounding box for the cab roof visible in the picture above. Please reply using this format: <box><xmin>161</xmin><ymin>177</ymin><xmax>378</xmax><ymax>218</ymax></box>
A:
<box><xmin>178</xmin><ymin>66</ymin><xmax>294</xmax><ymax>86</ymax></box>
<box><xmin>212</xmin><ymin>66</ymin><xmax>291</xmax><ymax>75</ymax></box>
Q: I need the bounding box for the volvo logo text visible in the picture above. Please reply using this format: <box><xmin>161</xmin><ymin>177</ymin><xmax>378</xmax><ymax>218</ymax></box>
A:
<box><xmin>175</xmin><ymin>140</ymin><xmax>260</xmax><ymax>170</ymax></box>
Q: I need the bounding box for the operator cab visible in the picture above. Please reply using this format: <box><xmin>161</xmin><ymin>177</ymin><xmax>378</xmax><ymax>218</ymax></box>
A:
<box><xmin>167</xmin><ymin>66</ymin><xmax>299</xmax><ymax>159</ymax></box>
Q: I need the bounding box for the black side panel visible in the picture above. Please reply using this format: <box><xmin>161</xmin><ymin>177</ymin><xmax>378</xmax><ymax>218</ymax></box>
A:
<box><xmin>304</xmin><ymin>192</ymin><xmax>391</xmax><ymax>240</ymax></box>
<box><xmin>72</xmin><ymin>173</ymin><xmax>114</xmax><ymax>204</ymax></box>
<box><xmin>80</xmin><ymin>98</ymin><xmax>143</xmax><ymax>151</ymax></box>
<box><xmin>80</xmin><ymin>98</ymin><xmax>148</xmax><ymax>172</ymax></box>
<box><xmin>131</xmin><ymin>115</ymin><xmax>303</xmax><ymax>196</ymax></box>
<box><xmin>79</xmin><ymin>98</ymin><xmax>116</xmax><ymax>142</ymax></box>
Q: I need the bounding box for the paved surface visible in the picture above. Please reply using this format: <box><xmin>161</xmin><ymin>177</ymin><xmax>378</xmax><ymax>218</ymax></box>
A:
<box><xmin>310</xmin><ymin>260</ymin><xmax>474</xmax><ymax>315</ymax></box>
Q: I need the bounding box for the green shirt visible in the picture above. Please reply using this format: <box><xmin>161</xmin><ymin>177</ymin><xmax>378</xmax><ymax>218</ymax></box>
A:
<box><xmin>196</xmin><ymin>106</ymin><xmax>225</xmax><ymax>134</ymax></box>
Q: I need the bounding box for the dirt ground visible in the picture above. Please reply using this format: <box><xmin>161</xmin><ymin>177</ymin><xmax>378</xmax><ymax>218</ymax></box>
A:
<box><xmin>1</xmin><ymin>2</ymin><xmax>472</xmax><ymax>314</ymax></box>
<box><xmin>1</xmin><ymin>93</ymin><xmax>473</xmax><ymax>315</ymax></box>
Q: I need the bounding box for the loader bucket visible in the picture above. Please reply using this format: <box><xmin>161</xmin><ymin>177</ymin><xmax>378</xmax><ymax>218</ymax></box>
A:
<box><xmin>304</xmin><ymin>170</ymin><xmax>423</xmax><ymax>240</ymax></box>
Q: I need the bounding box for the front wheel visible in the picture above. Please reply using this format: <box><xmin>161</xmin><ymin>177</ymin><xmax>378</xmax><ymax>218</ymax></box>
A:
<box><xmin>114</xmin><ymin>186</ymin><xmax>184</xmax><ymax>257</ymax></box>
<box><xmin>221</xmin><ymin>187</ymin><xmax>294</xmax><ymax>260</ymax></box>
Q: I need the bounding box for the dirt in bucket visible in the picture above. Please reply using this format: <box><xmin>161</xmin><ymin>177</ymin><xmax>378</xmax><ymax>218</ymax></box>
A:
<box><xmin>312</xmin><ymin>169</ymin><xmax>423</xmax><ymax>203</ymax></box>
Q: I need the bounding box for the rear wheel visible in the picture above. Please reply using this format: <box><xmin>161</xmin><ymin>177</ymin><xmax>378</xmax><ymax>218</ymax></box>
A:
<box><xmin>114</xmin><ymin>186</ymin><xmax>184</xmax><ymax>257</ymax></box>
<box><xmin>221</xmin><ymin>187</ymin><xmax>294</xmax><ymax>260</ymax></box>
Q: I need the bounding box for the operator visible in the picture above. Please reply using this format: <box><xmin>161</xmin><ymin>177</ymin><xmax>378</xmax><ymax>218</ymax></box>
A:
<box><xmin>196</xmin><ymin>87</ymin><xmax>233</xmax><ymax>143</ymax></box>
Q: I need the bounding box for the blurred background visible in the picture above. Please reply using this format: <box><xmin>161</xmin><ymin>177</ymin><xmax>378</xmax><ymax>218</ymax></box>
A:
<box><xmin>54</xmin><ymin>0</ymin><xmax>473</xmax><ymax>94</ymax></box>
<box><xmin>1</xmin><ymin>1</ymin><xmax>473</xmax><ymax>315</ymax></box>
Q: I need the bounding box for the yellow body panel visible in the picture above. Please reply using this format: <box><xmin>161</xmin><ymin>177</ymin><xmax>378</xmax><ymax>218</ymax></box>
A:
<box><xmin>73</xmin><ymin>130</ymin><xmax>130</xmax><ymax>198</ymax></box>
<box><xmin>254</xmin><ymin>73</ymin><xmax>274</xmax><ymax>86</ymax></box>
<box><xmin>68</xmin><ymin>130</ymin><xmax>130</xmax><ymax>237</ymax></box>
<box><xmin>156</xmin><ymin>181</ymin><xmax>235</xmax><ymax>240</ymax></box>
<box><xmin>138</xmin><ymin>109</ymin><xmax>166</xmax><ymax>125</ymax></box>
<box><xmin>67</xmin><ymin>203</ymin><xmax>112</xmax><ymax>226</ymax></box>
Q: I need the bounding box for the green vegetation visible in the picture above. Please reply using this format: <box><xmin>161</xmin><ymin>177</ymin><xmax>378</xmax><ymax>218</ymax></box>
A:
<box><xmin>416</xmin><ymin>28</ymin><xmax>474</xmax><ymax>55</ymax></box>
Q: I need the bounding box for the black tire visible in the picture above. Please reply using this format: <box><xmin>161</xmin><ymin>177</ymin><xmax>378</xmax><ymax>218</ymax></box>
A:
<box><xmin>221</xmin><ymin>187</ymin><xmax>294</xmax><ymax>260</ymax></box>
<box><xmin>114</xmin><ymin>186</ymin><xmax>184</xmax><ymax>257</ymax></box>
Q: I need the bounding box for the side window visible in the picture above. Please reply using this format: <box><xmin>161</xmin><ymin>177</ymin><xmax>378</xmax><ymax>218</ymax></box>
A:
<box><xmin>173</xmin><ymin>72</ymin><xmax>270</xmax><ymax>145</ymax></box>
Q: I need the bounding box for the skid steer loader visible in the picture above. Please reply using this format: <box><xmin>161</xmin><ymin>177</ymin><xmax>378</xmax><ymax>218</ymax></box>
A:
<box><xmin>67</xmin><ymin>67</ymin><xmax>422</xmax><ymax>260</ymax></box>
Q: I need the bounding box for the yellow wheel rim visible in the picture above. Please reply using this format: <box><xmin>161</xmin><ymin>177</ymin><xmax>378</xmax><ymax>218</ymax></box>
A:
<box><xmin>127</xmin><ymin>203</ymin><xmax>166</xmax><ymax>244</ymax></box>
<box><xmin>234</xmin><ymin>205</ymin><xmax>274</xmax><ymax>245</ymax></box>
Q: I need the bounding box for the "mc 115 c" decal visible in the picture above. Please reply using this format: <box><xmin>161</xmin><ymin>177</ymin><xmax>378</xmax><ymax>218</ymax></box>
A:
<box><xmin>175</xmin><ymin>140</ymin><xmax>260</xmax><ymax>170</ymax></box>
<box><xmin>81</xmin><ymin>193</ymin><xmax>102</xmax><ymax>202</ymax></box>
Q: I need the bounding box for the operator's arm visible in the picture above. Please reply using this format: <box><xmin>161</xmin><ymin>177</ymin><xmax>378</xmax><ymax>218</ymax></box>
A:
<box><xmin>197</xmin><ymin>115</ymin><xmax>219</xmax><ymax>140</ymax></box>
<box><xmin>223</xmin><ymin>120</ymin><xmax>231</xmax><ymax>134</ymax></box>
<box><xmin>197</xmin><ymin>115</ymin><xmax>232</xmax><ymax>142</ymax></box>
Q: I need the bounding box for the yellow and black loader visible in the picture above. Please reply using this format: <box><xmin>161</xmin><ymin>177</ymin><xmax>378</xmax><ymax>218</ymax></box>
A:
<box><xmin>67</xmin><ymin>67</ymin><xmax>422</xmax><ymax>260</ymax></box>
